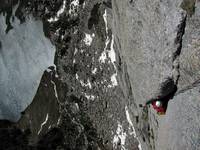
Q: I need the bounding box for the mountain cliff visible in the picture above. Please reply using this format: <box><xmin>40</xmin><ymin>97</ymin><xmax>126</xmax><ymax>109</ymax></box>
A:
<box><xmin>0</xmin><ymin>0</ymin><xmax>200</xmax><ymax>150</ymax></box>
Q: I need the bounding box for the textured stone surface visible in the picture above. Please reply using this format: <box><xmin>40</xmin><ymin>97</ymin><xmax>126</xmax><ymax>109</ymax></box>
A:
<box><xmin>112</xmin><ymin>0</ymin><xmax>200</xmax><ymax>149</ymax></box>
<box><xmin>1</xmin><ymin>0</ymin><xmax>200</xmax><ymax>150</ymax></box>
<box><xmin>0</xmin><ymin>0</ymin><xmax>139</xmax><ymax>149</ymax></box>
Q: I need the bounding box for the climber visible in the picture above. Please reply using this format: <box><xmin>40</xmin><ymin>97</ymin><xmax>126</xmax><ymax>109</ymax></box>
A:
<box><xmin>144</xmin><ymin>78</ymin><xmax>177</xmax><ymax>115</ymax></box>
<box><xmin>145</xmin><ymin>94</ymin><xmax>172</xmax><ymax>115</ymax></box>
<box><xmin>139</xmin><ymin>98</ymin><xmax>169</xmax><ymax>115</ymax></box>
<box><xmin>151</xmin><ymin>100</ymin><xmax>167</xmax><ymax>115</ymax></box>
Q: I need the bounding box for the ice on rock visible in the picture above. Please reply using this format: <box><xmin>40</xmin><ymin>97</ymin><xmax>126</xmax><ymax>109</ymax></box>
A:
<box><xmin>0</xmin><ymin>15</ymin><xmax>55</xmax><ymax>121</ymax></box>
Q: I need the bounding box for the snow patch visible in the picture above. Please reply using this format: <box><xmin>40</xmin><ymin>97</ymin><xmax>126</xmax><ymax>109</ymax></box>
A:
<box><xmin>92</xmin><ymin>68</ymin><xmax>97</xmax><ymax>74</ymax></box>
<box><xmin>113</xmin><ymin>123</ymin><xmax>127</xmax><ymax>150</ymax></box>
<box><xmin>138</xmin><ymin>143</ymin><xmax>142</xmax><ymax>150</ymax></box>
<box><xmin>46</xmin><ymin>68</ymin><xmax>52</xmax><ymax>73</ymax></box>
<box><xmin>75</xmin><ymin>103</ymin><xmax>79</xmax><ymax>110</ymax></box>
<box><xmin>76</xmin><ymin>74</ymin><xmax>92</xmax><ymax>89</ymax></box>
<box><xmin>99</xmin><ymin>34</ymin><xmax>117</xmax><ymax>68</ymax></box>
<box><xmin>57</xmin><ymin>116</ymin><xmax>61</xmax><ymax>125</ymax></box>
<box><xmin>57</xmin><ymin>0</ymin><xmax>66</xmax><ymax>16</ymax></box>
<box><xmin>125</xmin><ymin>106</ymin><xmax>136</xmax><ymax>136</ymax></box>
<box><xmin>75</xmin><ymin>73</ymin><xmax>79</xmax><ymax>80</ymax></box>
<box><xmin>48</xmin><ymin>0</ymin><xmax>66</xmax><ymax>22</ymax></box>
<box><xmin>99</xmin><ymin>35</ymin><xmax>110</xmax><ymax>63</ymax></box>
<box><xmin>38</xmin><ymin>113</ymin><xmax>49</xmax><ymax>135</ymax></box>
<box><xmin>84</xmin><ymin>93</ymin><xmax>95</xmax><ymax>101</ymax></box>
<box><xmin>83</xmin><ymin>33</ymin><xmax>94</xmax><ymax>46</ymax></box>
<box><xmin>80</xmin><ymin>49</ymin><xmax>84</xmax><ymax>53</ymax></box>
<box><xmin>80</xmin><ymin>79</ymin><xmax>92</xmax><ymax>89</ymax></box>
<box><xmin>74</xmin><ymin>48</ymin><xmax>78</xmax><ymax>55</ymax></box>
<box><xmin>73</xmin><ymin>59</ymin><xmax>76</xmax><ymax>64</ymax></box>
<box><xmin>108</xmin><ymin>73</ymin><xmax>118</xmax><ymax>87</ymax></box>
<box><xmin>103</xmin><ymin>9</ymin><xmax>108</xmax><ymax>34</ymax></box>
<box><xmin>48</xmin><ymin>17</ymin><xmax>58</xmax><ymax>22</ymax></box>
<box><xmin>99</xmin><ymin>50</ymin><xmax>107</xmax><ymax>63</ymax></box>
<box><xmin>51</xmin><ymin>80</ymin><xmax>58</xmax><ymax>99</ymax></box>
<box><xmin>108</xmin><ymin>35</ymin><xmax>116</xmax><ymax>65</ymax></box>
<box><xmin>69</xmin><ymin>0</ymin><xmax>79</xmax><ymax>16</ymax></box>
<box><xmin>82</xmin><ymin>2</ymin><xmax>86</xmax><ymax>8</ymax></box>
<box><xmin>125</xmin><ymin>106</ymin><xmax>142</xmax><ymax>150</ymax></box>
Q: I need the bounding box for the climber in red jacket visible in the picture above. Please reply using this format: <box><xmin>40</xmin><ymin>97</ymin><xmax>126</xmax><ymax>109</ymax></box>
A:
<box><xmin>145</xmin><ymin>95</ymin><xmax>172</xmax><ymax>115</ymax></box>
<box><xmin>151</xmin><ymin>100</ymin><xmax>167</xmax><ymax>115</ymax></box>
<box><xmin>145</xmin><ymin>78</ymin><xmax>177</xmax><ymax>115</ymax></box>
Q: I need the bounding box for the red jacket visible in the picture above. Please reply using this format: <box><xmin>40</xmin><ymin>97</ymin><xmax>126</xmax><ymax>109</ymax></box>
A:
<box><xmin>152</xmin><ymin>101</ymin><xmax>166</xmax><ymax>114</ymax></box>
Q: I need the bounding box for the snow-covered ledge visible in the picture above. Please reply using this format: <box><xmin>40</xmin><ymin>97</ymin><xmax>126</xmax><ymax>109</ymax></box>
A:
<box><xmin>0</xmin><ymin>15</ymin><xmax>55</xmax><ymax>121</ymax></box>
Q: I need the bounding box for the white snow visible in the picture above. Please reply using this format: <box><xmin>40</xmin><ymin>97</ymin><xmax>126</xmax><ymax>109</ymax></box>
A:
<box><xmin>83</xmin><ymin>33</ymin><xmax>94</xmax><ymax>46</ymax></box>
<box><xmin>103</xmin><ymin>10</ymin><xmax>108</xmax><ymax>34</ymax></box>
<box><xmin>125</xmin><ymin>106</ymin><xmax>136</xmax><ymax>136</ymax></box>
<box><xmin>99</xmin><ymin>10</ymin><xmax>111</xmax><ymax>63</ymax></box>
<box><xmin>80</xmin><ymin>79</ymin><xmax>92</xmax><ymax>89</ymax></box>
<box><xmin>125</xmin><ymin>106</ymin><xmax>142</xmax><ymax>150</ymax></box>
<box><xmin>74</xmin><ymin>48</ymin><xmax>78</xmax><ymax>55</ymax></box>
<box><xmin>38</xmin><ymin>114</ymin><xmax>49</xmax><ymax>135</ymax></box>
<box><xmin>75</xmin><ymin>73</ymin><xmax>79</xmax><ymax>80</ymax></box>
<box><xmin>108</xmin><ymin>73</ymin><xmax>118</xmax><ymax>88</ymax></box>
<box><xmin>99</xmin><ymin>36</ymin><xmax>110</xmax><ymax>63</ymax></box>
<box><xmin>0</xmin><ymin>15</ymin><xmax>55</xmax><ymax>121</ymax></box>
<box><xmin>99</xmin><ymin>50</ymin><xmax>107</xmax><ymax>63</ymax></box>
<box><xmin>57</xmin><ymin>0</ymin><xmax>66</xmax><ymax>16</ymax></box>
<box><xmin>80</xmin><ymin>49</ymin><xmax>84</xmax><ymax>53</ymax></box>
<box><xmin>108</xmin><ymin>35</ymin><xmax>116</xmax><ymax>65</ymax></box>
<box><xmin>46</xmin><ymin>68</ymin><xmax>52</xmax><ymax>73</ymax></box>
<box><xmin>73</xmin><ymin>59</ymin><xmax>76</xmax><ymax>64</ymax></box>
<box><xmin>55</xmin><ymin>28</ymin><xmax>61</xmax><ymax>36</ymax></box>
<box><xmin>75</xmin><ymin>103</ymin><xmax>79</xmax><ymax>110</ymax></box>
<box><xmin>51</xmin><ymin>80</ymin><xmax>58</xmax><ymax>99</ymax></box>
<box><xmin>48</xmin><ymin>0</ymin><xmax>66</xmax><ymax>22</ymax></box>
<box><xmin>48</xmin><ymin>17</ymin><xmax>58</xmax><ymax>22</ymax></box>
<box><xmin>84</xmin><ymin>93</ymin><xmax>95</xmax><ymax>101</ymax></box>
<box><xmin>138</xmin><ymin>143</ymin><xmax>142</xmax><ymax>150</ymax></box>
<box><xmin>99</xmin><ymin>34</ymin><xmax>117</xmax><ymax>68</ymax></box>
<box><xmin>113</xmin><ymin>123</ymin><xmax>127</xmax><ymax>150</ymax></box>
<box><xmin>57</xmin><ymin>116</ymin><xmax>61</xmax><ymax>125</ymax></box>
<box><xmin>69</xmin><ymin>0</ymin><xmax>79</xmax><ymax>15</ymax></box>
<box><xmin>92</xmin><ymin>68</ymin><xmax>97</xmax><ymax>74</ymax></box>
<box><xmin>76</xmin><ymin>74</ymin><xmax>92</xmax><ymax>89</ymax></box>
<box><xmin>82</xmin><ymin>2</ymin><xmax>86</xmax><ymax>8</ymax></box>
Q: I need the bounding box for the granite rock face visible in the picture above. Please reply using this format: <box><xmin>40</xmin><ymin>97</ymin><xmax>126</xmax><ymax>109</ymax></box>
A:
<box><xmin>1</xmin><ymin>0</ymin><xmax>200</xmax><ymax>150</ymax></box>
<box><xmin>0</xmin><ymin>0</ymin><xmax>139</xmax><ymax>149</ymax></box>
<box><xmin>112</xmin><ymin>0</ymin><xmax>200</xmax><ymax>149</ymax></box>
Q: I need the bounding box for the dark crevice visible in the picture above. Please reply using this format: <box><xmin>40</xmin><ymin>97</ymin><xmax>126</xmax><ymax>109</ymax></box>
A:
<box><xmin>37</xmin><ymin>128</ymin><xmax>64</xmax><ymax>150</ymax></box>
<box><xmin>123</xmin><ymin>63</ymin><xmax>134</xmax><ymax>99</ymax></box>
<box><xmin>173</xmin><ymin>15</ymin><xmax>187</xmax><ymax>61</ymax></box>
<box><xmin>88</xmin><ymin>3</ymin><xmax>101</xmax><ymax>30</ymax></box>
<box><xmin>146</xmin><ymin>78</ymin><xmax>177</xmax><ymax>105</ymax></box>
<box><xmin>171</xmin><ymin>14</ymin><xmax>187</xmax><ymax>93</ymax></box>
<box><xmin>0</xmin><ymin>0</ymin><xmax>18</xmax><ymax>33</ymax></box>
<box><xmin>159</xmin><ymin>78</ymin><xmax>178</xmax><ymax>100</ymax></box>
<box><xmin>79</xmin><ymin>0</ymin><xmax>85</xmax><ymax>5</ymax></box>
<box><xmin>146</xmin><ymin>14</ymin><xmax>188</xmax><ymax>112</ymax></box>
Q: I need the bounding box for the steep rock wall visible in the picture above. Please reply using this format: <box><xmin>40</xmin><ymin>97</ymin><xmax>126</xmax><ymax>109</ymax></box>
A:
<box><xmin>0</xmin><ymin>0</ymin><xmax>141</xmax><ymax>149</ymax></box>
<box><xmin>1</xmin><ymin>0</ymin><xmax>200</xmax><ymax>150</ymax></box>
<box><xmin>112</xmin><ymin>0</ymin><xmax>200</xmax><ymax>149</ymax></box>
